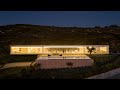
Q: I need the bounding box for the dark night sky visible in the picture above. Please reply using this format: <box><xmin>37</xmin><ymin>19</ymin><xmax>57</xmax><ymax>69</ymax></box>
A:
<box><xmin>0</xmin><ymin>11</ymin><xmax>120</xmax><ymax>27</ymax></box>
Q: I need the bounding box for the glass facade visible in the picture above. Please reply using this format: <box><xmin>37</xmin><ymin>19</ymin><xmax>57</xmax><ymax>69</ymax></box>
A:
<box><xmin>10</xmin><ymin>45</ymin><xmax>109</xmax><ymax>55</ymax></box>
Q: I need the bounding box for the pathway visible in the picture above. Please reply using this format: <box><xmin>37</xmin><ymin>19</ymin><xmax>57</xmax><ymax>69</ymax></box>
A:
<box><xmin>0</xmin><ymin>62</ymin><xmax>34</xmax><ymax>70</ymax></box>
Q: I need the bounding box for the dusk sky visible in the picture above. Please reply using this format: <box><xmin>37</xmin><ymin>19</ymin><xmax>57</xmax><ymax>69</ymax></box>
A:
<box><xmin>0</xmin><ymin>11</ymin><xmax>120</xmax><ymax>27</ymax></box>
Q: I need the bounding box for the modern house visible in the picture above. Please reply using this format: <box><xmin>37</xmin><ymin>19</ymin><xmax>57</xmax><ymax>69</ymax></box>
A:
<box><xmin>10</xmin><ymin>45</ymin><xmax>109</xmax><ymax>69</ymax></box>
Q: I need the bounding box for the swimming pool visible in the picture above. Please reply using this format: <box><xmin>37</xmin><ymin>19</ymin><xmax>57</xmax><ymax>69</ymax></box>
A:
<box><xmin>36</xmin><ymin>55</ymin><xmax>91</xmax><ymax>60</ymax></box>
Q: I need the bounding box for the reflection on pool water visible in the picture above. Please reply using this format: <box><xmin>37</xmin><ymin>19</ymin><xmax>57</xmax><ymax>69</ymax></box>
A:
<box><xmin>36</xmin><ymin>55</ymin><xmax>91</xmax><ymax>60</ymax></box>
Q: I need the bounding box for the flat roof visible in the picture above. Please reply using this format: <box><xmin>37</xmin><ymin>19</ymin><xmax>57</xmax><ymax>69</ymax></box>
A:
<box><xmin>11</xmin><ymin>45</ymin><xmax>109</xmax><ymax>48</ymax></box>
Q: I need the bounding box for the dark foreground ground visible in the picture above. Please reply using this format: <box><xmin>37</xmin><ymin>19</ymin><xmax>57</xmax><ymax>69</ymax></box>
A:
<box><xmin>0</xmin><ymin>54</ymin><xmax>120</xmax><ymax>79</ymax></box>
<box><xmin>108</xmin><ymin>74</ymin><xmax>120</xmax><ymax>79</ymax></box>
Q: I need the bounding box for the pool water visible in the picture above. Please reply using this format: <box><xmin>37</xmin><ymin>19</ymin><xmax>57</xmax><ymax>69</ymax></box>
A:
<box><xmin>36</xmin><ymin>55</ymin><xmax>91</xmax><ymax>60</ymax></box>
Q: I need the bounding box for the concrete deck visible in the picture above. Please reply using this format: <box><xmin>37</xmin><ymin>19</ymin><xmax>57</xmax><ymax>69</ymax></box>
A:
<box><xmin>35</xmin><ymin>55</ymin><xmax>94</xmax><ymax>69</ymax></box>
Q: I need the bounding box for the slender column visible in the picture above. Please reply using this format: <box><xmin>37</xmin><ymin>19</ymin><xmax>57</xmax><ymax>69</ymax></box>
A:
<box><xmin>84</xmin><ymin>46</ymin><xmax>85</xmax><ymax>54</ymax></box>
<box><xmin>42</xmin><ymin>46</ymin><xmax>43</xmax><ymax>54</ymax></box>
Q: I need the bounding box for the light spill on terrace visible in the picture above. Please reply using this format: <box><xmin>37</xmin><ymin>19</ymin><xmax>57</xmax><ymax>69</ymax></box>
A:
<box><xmin>36</xmin><ymin>55</ymin><xmax>91</xmax><ymax>60</ymax></box>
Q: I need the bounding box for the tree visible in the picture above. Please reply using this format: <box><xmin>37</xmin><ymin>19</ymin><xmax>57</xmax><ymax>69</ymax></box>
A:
<box><xmin>66</xmin><ymin>62</ymin><xmax>73</xmax><ymax>68</ymax></box>
<box><xmin>0</xmin><ymin>62</ymin><xmax>5</xmax><ymax>69</ymax></box>
<box><xmin>104</xmin><ymin>26</ymin><xmax>108</xmax><ymax>28</ymax></box>
<box><xmin>94</xmin><ymin>26</ymin><xmax>101</xmax><ymax>28</ymax></box>
<box><xmin>109</xmin><ymin>25</ymin><xmax>119</xmax><ymax>28</ymax></box>
<box><xmin>0</xmin><ymin>64</ymin><xmax>4</xmax><ymax>69</ymax></box>
<box><xmin>30</xmin><ymin>62</ymin><xmax>41</xmax><ymax>72</ymax></box>
<box><xmin>87</xmin><ymin>46</ymin><xmax>96</xmax><ymax>55</ymax></box>
<box><xmin>34</xmin><ymin>63</ymin><xmax>41</xmax><ymax>70</ymax></box>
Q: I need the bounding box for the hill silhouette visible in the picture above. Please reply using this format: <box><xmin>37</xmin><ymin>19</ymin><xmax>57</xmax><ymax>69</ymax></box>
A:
<box><xmin>0</xmin><ymin>24</ymin><xmax>120</xmax><ymax>53</ymax></box>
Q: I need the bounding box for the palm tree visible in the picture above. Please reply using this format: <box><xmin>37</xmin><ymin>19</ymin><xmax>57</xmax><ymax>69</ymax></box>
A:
<box><xmin>87</xmin><ymin>46</ymin><xmax>96</xmax><ymax>55</ymax></box>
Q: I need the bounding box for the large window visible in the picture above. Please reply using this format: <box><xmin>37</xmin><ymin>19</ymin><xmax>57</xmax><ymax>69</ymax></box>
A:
<box><xmin>12</xmin><ymin>48</ymin><xmax>20</xmax><ymax>53</ymax></box>
<box><xmin>100</xmin><ymin>47</ymin><xmax>107</xmax><ymax>53</ymax></box>
<box><xmin>11</xmin><ymin>45</ymin><xmax>109</xmax><ymax>54</ymax></box>
<box><xmin>28</xmin><ymin>47</ymin><xmax>42</xmax><ymax>53</ymax></box>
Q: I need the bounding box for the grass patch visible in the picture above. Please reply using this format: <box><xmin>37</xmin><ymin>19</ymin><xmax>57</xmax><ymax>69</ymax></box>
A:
<box><xmin>88</xmin><ymin>54</ymin><xmax>118</xmax><ymax>66</ymax></box>
<box><xmin>0</xmin><ymin>55</ymin><xmax>36</xmax><ymax>64</ymax></box>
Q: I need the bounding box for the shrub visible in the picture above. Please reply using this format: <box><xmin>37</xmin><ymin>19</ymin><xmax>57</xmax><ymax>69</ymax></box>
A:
<box><xmin>66</xmin><ymin>62</ymin><xmax>73</xmax><ymax>68</ymax></box>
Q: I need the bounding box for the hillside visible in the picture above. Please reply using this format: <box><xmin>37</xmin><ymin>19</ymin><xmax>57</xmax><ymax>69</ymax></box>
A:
<box><xmin>1</xmin><ymin>24</ymin><xmax>120</xmax><ymax>78</ymax></box>
<box><xmin>0</xmin><ymin>24</ymin><xmax>120</xmax><ymax>54</ymax></box>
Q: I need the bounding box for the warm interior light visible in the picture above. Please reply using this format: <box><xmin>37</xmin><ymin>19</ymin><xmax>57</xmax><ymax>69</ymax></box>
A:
<box><xmin>89</xmin><ymin>46</ymin><xmax>92</xmax><ymax>48</ymax></box>
<box><xmin>11</xmin><ymin>45</ymin><xmax>109</xmax><ymax>54</ymax></box>
<box><xmin>100</xmin><ymin>47</ymin><xmax>107</xmax><ymax>52</ymax></box>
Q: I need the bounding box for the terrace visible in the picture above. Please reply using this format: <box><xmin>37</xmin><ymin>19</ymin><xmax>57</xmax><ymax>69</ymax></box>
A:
<box><xmin>36</xmin><ymin>55</ymin><xmax>91</xmax><ymax>60</ymax></box>
<box><xmin>35</xmin><ymin>55</ymin><xmax>94</xmax><ymax>69</ymax></box>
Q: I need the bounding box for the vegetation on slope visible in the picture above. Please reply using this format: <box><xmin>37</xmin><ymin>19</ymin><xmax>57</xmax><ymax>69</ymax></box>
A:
<box><xmin>0</xmin><ymin>24</ymin><xmax>120</xmax><ymax>47</ymax></box>
<box><xmin>0</xmin><ymin>24</ymin><xmax>120</xmax><ymax>64</ymax></box>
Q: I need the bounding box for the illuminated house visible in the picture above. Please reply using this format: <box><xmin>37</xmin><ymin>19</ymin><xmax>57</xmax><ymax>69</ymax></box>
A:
<box><xmin>10</xmin><ymin>45</ymin><xmax>109</xmax><ymax>68</ymax></box>
<box><xmin>10</xmin><ymin>45</ymin><xmax>109</xmax><ymax>55</ymax></box>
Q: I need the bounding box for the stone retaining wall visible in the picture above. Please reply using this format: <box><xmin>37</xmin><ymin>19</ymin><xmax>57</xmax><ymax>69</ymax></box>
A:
<box><xmin>35</xmin><ymin>59</ymin><xmax>94</xmax><ymax>69</ymax></box>
<box><xmin>86</xmin><ymin>67</ymin><xmax>120</xmax><ymax>79</ymax></box>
